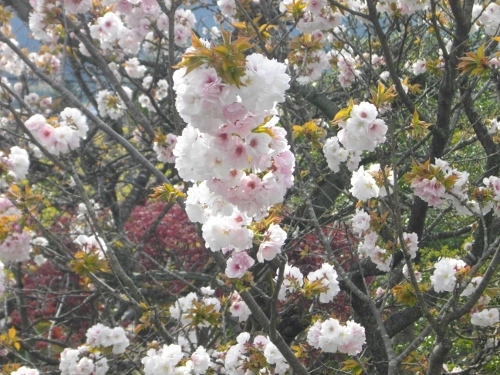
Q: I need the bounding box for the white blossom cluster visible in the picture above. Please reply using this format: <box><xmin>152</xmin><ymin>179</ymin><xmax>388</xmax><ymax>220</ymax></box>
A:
<box><xmin>82</xmin><ymin>4</ymin><xmax>195</xmax><ymax>55</ymax></box>
<box><xmin>153</xmin><ymin>134</ymin><xmax>177</xmax><ymax>163</ymax></box>
<box><xmin>323</xmin><ymin>102</ymin><xmax>388</xmax><ymax>175</ymax></box>
<box><xmin>228</xmin><ymin>291</ymin><xmax>252</xmax><ymax>322</ymax></box>
<box><xmin>481</xmin><ymin>176</ymin><xmax>500</xmax><ymax>216</ymax></box>
<box><xmin>217</xmin><ymin>0</ymin><xmax>236</xmax><ymax>17</ymax></box>
<box><xmin>278</xmin><ymin>262</ymin><xmax>340</xmax><ymax>302</ymax></box>
<box><xmin>169</xmin><ymin>286</ymin><xmax>251</xmax><ymax>325</ymax></box>
<box><xmin>85</xmin><ymin>324</ymin><xmax>130</xmax><ymax>354</ymax></box>
<box><xmin>11</xmin><ymin>367</ymin><xmax>39</xmax><ymax>375</ymax></box>
<box><xmin>58</xmin><ymin>324</ymin><xmax>130</xmax><ymax>374</ymax></box>
<box><xmin>307</xmin><ymin>318</ymin><xmax>366</xmax><ymax>355</ymax></box>
<box><xmin>471</xmin><ymin>308</ymin><xmax>500</xmax><ymax>327</ymax></box>
<box><xmin>173</xmin><ymin>51</ymin><xmax>293</xmax><ymax>278</ymax></box>
<box><xmin>0</xmin><ymin>146</ymin><xmax>29</xmax><ymax>187</ymax></box>
<box><xmin>279</xmin><ymin>0</ymin><xmax>343</xmax><ymax>33</ymax></box>
<box><xmin>169</xmin><ymin>288</ymin><xmax>221</xmax><ymax>327</ymax></box>
<box><xmin>96</xmin><ymin>88</ymin><xmax>132</xmax><ymax>120</ymax></box>
<box><xmin>0</xmin><ymin>38</ymin><xmax>24</xmax><ymax>77</ymax></box>
<box><xmin>24</xmin><ymin>108</ymin><xmax>88</xmax><ymax>156</ymax></box>
<box><xmin>142</xmin><ymin>344</ymin><xmax>210</xmax><ymax>375</ymax></box>
<box><xmin>221</xmin><ymin>332</ymin><xmax>289</xmax><ymax>374</ymax></box>
<box><xmin>139</xmin><ymin>77</ymin><xmax>170</xmax><ymax>112</ymax></box>
<box><xmin>376</xmin><ymin>0</ymin><xmax>430</xmax><ymax>16</ymax></box>
<box><xmin>351</xmin><ymin>209</ymin><xmax>419</xmax><ymax>272</ymax></box>
<box><xmin>430</xmin><ymin>258</ymin><xmax>467</xmax><ymax>293</ymax></box>
<box><xmin>349</xmin><ymin>163</ymin><xmax>393</xmax><ymax>202</ymax></box>
<box><xmin>473</xmin><ymin>3</ymin><xmax>500</xmax><ymax>36</ymax></box>
<box><xmin>59</xmin><ymin>346</ymin><xmax>109</xmax><ymax>375</ymax></box>
<box><xmin>74</xmin><ymin>234</ymin><xmax>108</xmax><ymax>259</ymax></box>
<box><xmin>338</xmin><ymin>102</ymin><xmax>388</xmax><ymax>153</ymax></box>
<box><xmin>336</xmin><ymin>51</ymin><xmax>360</xmax><ymax>88</ymax></box>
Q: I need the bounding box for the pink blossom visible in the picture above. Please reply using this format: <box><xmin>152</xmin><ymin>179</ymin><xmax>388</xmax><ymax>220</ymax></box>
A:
<box><xmin>411</xmin><ymin>176</ymin><xmax>445</xmax><ymax>207</ymax></box>
<box><xmin>226</xmin><ymin>251</ymin><xmax>255</xmax><ymax>278</ymax></box>
<box><xmin>25</xmin><ymin>114</ymin><xmax>46</xmax><ymax>132</ymax></box>
<box><xmin>257</xmin><ymin>224</ymin><xmax>287</xmax><ymax>262</ymax></box>
<box><xmin>229</xmin><ymin>292</ymin><xmax>252</xmax><ymax>322</ymax></box>
<box><xmin>350</xmin><ymin>101</ymin><xmax>378</xmax><ymax>125</ymax></box>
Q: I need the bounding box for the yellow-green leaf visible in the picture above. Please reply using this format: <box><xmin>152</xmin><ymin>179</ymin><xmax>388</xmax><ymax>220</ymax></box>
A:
<box><xmin>341</xmin><ymin>359</ymin><xmax>363</xmax><ymax>375</ymax></box>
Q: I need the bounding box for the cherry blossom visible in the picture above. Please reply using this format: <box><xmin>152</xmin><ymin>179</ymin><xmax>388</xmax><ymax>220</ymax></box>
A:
<box><xmin>471</xmin><ymin>308</ymin><xmax>500</xmax><ymax>327</ymax></box>
<box><xmin>430</xmin><ymin>258</ymin><xmax>467</xmax><ymax>293</ymax></box>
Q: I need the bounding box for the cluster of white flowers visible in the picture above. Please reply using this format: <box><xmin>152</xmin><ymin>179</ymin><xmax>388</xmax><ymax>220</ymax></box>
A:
<box><xmin>307</xmin><ymin>318</ymin><xmax>366</xmax><ymax>355</ymax></box>
<box><xmin>402</xmin><ymin>232</ymin><xmax>419</xmax><ymax>259</ymax></box>
<box><xmin>481</xmin><ymin>176</ymin><xmax>500</xmax><ymax>216</ymax></box>
<box><xmin>278</xmin><ymin>262</ymin><xmax>340</xmax><ymax>302</ymax></box>
<box><xmin>280</xmin><ymin>0</ymin><xmax>342</xmax><ymax>33</ymax></box>
<box><xmin>0</xmin><ymin>37</ymin><xmax>24</xmax><ymax>77</ymax></box>
<box><xmin>28</xmin><ymin>0</ymin><xmax>59</xmax><ymax>42</ymax></box>
<box><xmin>217</xmin><ymin>0</ymin><xmax>236</xmax><ymax>17</ymax></box>
<box><xmin>85</xmin><ymin>5</ymin><xmax>195</xmax><ymax>56</ymax></box>
<box><xmin>307</xmin><ymin>263</ymin><xmax>340</xmax><ymax>303</ymax></box>
<box><xmin>414</xmin><ymin>160</ymin><xmax>500</xmax><ymax>219</ymax></box>
<box><xmin>16</xmin><ymin>93</ymin><xmax>53</xmax><ymax>117</ymax></box>
<box><xmin>74</xmin><ymin>234</ymin><xmax>108</xmax><ymax>259</ymax></box>
<box><xmin>473</xmin><ymin>3</ymin><xmax>500</xmax><ymax>36</ymax></box>
<box><xmin>169</xmin><ymin>289</ymin><xmax>221</xmax><ymax>327</ymax></box>
<box><xmin>139</xmin><ymin>77</ymin><xmax>170</xmax><ymax>112</ymax></box>
<box><xmin>351</xmin><ymin>210</ymin><xmax>415</xmax><ymax>272</ymax></box>
<box><xmin>257</xmin><ymin>224</ymin><xmax>288</xmax><ymax>262</ymax></box>
<box><xmin>24</xmin><ymin>108</ymin><xmax>88</xmax><ymax>156</ymax></box>
<box><xmin>142</xmin><ymin>343</ymin><xmax>210</xmax><ymax>375</ymax></box>
<box><xmin>153</xmin><ymin>134</ymin><xmax>177</xmax><ymax>163</ymax></box>
<box><xmin>351</xmin><ymin>209</ymin><xmax>371</xmax><ymax>235</ymax></box>
<box><xmin>263</xmin><ymin>342</ymin><xmax>289</xmax><ymax>374</ymax></box>
<box><xmin>471</xmin><ymin>308</ymin><xmax>499</xmax><ymax>327</ymax></box>
<box><xmin>487</xmin><ymin>118</ymin><xmax>500</xmax><ymax>135</ymax></box>
<box><xmin>322</xmin><ymin>136</ymin><xmax>349</xmax><ymax>172</ymax></box>
<box><xmin>0</xmin><ymin>146</ymin><xmax>29</xmax><ymax>187</ymax></box>
<box><xmin>402</xmin><ymin>263</ymin><xmax>422</xmax><ymax>282</ymax></box>
<box><xmin>350</xmin><ymin>166</ymin><xmax>380</xmax><ymax>201</ymax></box>
<box><xmin>123</xmin><ymin>57</ymin><xmax>147</xmax><ymax>78</ymax></box>
<box><xmin>173</xmin><ymin>51</ymin><xmax>293</xmax><ymax>278</ymax></box>
<box><xmin>323</xmin><ymin>103</ymin><xmax>388</xmax><ymax>175</ymax></box>
<box><xmin>30</xmin><ymin>51</ymin><xmax>61</xmax><ymax>76</ymax></box>
<box><xmin>59</xmin><ymin>346</ymin><xmax>109</xmax><ymax>375</ymax></box>
<box><xmin>85</xmin><ymin>324</ymin><xmax>130</xmax><ymax>354</ymax></box>
<box><xmin>430</xmin><ymin>257</ymin><xmax>466</xmax><ymax>293</ymax></box>
<box><xmin>461</xmin><ymin>276</ymin><xmax>483</xmax><ymax>297</ymax></box>
<box><xmin>336</xmin><ymin>51</ymin><xmax>359</xmax><ymax>88</ymax></box>
<box><xmin>0</xmin><ymin>196</ymin><xmax>32</xmax><ymax>263</ymax></box>
<box><xmin>350</xmin><ymin>163</ymin><xmax>393</xmax><ymax>202</ymax></box>
<box><xmin>221</xmin><ymin>332</ymin><xmax>289</xmax><ymax>374</ymax></box>
<box><xmin>229</xmin><ymin>291</ymin><xmax>252</xmax><ymax>322</ymax></box>
<box><xmin>412</xmin><ymin>58</ymin><xmax>427</xmax><ymax>75</ymax></box>
<box><xmin>96</xmin><ymin>88</ymin><xmax>131</xmax><ymax>120</ymax></box>
<box><xmin>357</xmin><ymin>231</ymin><xmax>392</xmax><ymax>272</ymax></box>
<box><xmin>11</xmin><ymin>367</ymin><xmax>39</xmax><ymax>375</ymax></box>
<box><xmin>278</xmin><ymin>264</ymin><xmax>304</xmax><ymax>300</ymax></box>
<box><xmin>376</xmin><ymin>0</ymin><xmax>429</xmax><ymax>16</ymax></box>
<box><xmin>338</xmin><ymin>102</ymin><xmax>388</xmax><ymax>153</ymax></box>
